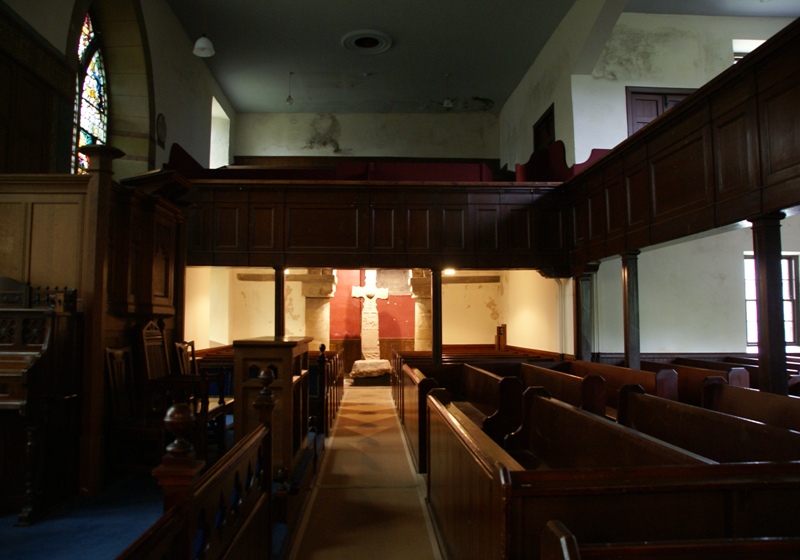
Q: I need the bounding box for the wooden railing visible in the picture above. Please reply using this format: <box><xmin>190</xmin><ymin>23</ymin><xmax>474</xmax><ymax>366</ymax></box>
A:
<box><xmin>116</xmin><ymin>371</ymin><xmax>275</xmax><ymax>560</ymax></box>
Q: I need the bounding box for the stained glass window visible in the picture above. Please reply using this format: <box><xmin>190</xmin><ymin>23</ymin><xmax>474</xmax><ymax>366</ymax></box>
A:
<box><xmin>74</xmin><ymin>14</ymin><xmax>108</xmax><ymax>173</ymax></box>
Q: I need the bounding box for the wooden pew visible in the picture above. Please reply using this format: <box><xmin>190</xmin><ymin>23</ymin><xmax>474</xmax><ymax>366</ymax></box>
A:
<box><xmin>116</xmin><ymin>373</ymin><xmax>276</xmax><ymax>560</ymax></box>
<box><xmin>516</xmin><ymin>362</ymin><xmax>605</xmax><ymax>416</ymax></box>
<box><xmin>541</xmin><ymin>519</ymin><xmax>800</xmax><ymax>560</ymax></box>
<box><xmin>673</xmin><ymin>356</ymin><xmax>758</xmax><ymax>386</ymax></box>
<box><xmin>640</xmin><ymin>359</ymin><xmax>749</xmax><ymax>406</ymax></box>
<box><xmin>550</xmin><ymin>360</ymin><xmax>678</xmax><ymax>416</ymax></box>
<box><xmin>503</xmin><ymin>387</ymin><xmax>710</xmax><ymax>470</ymax></box>
<box><xmin>426</xmin><ymin>386</ymin><xmax>800</xmax><ymax>560</ymax></box>
<box><xmin>398</xmin><ymin>362</ymin><xmax>523</xmax><ymax>473</ymax></box>
<box><xmin>703</xmin><ymin>380</ymin><xmax>800</xmax><ymax>432</ymax></box>
<box><xmin>618</xmin><ymin>384</ymin><xmax>800</xmax><ymax>463</ymax></box>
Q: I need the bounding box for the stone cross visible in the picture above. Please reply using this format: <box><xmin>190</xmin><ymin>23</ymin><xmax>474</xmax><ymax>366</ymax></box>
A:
<box><xmin>351</xmin><ymin>270</ymin><xmax>388</xmax><ymax>359</ymax></box>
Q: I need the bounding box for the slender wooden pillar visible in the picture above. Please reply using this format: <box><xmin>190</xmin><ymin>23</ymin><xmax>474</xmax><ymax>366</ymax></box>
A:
<box><xmin>77</xmin><ymin>144</ymin><xmax>124</xmax><ymax>495</ymax></box>
<box><xmin>574</xmin><ymin>262</ymin><xmax>599</xmax><ymax>362</ymax></box>
<box><xmin>621</xmin><ymin>251</ymin><xmax>641</xmax><ymax>370</ymax></box>
<box><xmin>432</xmin><ymin>268</ymin><xmax>443</xmax><ymax>365</ymax></box>
<box><xmin>274</xmin><ymin>266</ymin><xmax>285</xmax><ymax>338</ymax></box>
<box><xmin>750</xmin><ymin>213</ymin><xmax>788</xmax><ymax>394</ymax></box>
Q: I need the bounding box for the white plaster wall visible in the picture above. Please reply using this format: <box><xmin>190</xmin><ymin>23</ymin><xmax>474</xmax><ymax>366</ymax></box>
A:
<box><xmin>503</xmin><ymin>270</ymin><xmax>568</xmax><ymax>354</ymax></box>
<box><xmin>595</xmin><ymin>213</ymin><xmax>800</xmax><ymax>354</ymax></box>
<box><xmin>499</xmin><ymin>0</ymin><xmax>612</xmax><ymax>170</ymax></box>
<box><xmin>571</xmin><ymin>13</ymin><xmax>794</xmax><ymax>163</ymax></box>
<box><xmin>184</xmin><ymin>266</ymin><xmax>211</xmax><ymax>348</ymax></box>
<box><xmin>140</xmin><ymin>0</ymin><xmax>236</xmax><ymax>168</ymax></box>
<box><xmin>234</xmin><ymin>113</ymin><xmax>498</xmax><ymax>159</ymax></box>
<box><xmin>209</xmin><ymin>267</ymin><xmax>230</xmax><ymax>346</ymax></box>
<box><xmin>442</xmin><ymin>280</ymin><xmax>505</xmax><ymax>344</ymax></box>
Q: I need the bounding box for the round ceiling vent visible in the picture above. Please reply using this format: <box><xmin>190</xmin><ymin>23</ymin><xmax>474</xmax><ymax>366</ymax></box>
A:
<box><xmin>341</xmin><ymin>30</ymin><xmax>393</xmax><ymax>55</ymax></box>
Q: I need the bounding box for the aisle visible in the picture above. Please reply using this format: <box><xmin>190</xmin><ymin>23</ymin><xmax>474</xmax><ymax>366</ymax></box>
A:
<box><xmin>288</xmin><ymin>384</ymin><xmax>443</xmax><ymax>560</ymax></box>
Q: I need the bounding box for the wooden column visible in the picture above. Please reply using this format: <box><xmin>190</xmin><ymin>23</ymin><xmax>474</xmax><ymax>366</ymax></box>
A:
<box><xmin>750</xmin><ymin>213</ymin><xmax>788</xmax><ymax>394</ymax></box>
<box><xmin>77</xmin><ymin>144</ymin><xmax>124</xmax><ymax>495</ymax></box>
<box><xmin>274</xmin><ymin>266</ymin><xmax>285</xmax><ymax>337</ymax></box>
<box><xmin>432</xmin><ymin>268</ymin><xmax>443</xmax><ymax>365</ymax></box>
<box><xmin>621</xmin><ymin>251</ymin><xmax>641</xmax><ymax>370</ymax></box>
<box><xmin>573</xmin><ymin>262</ymin><xmax>599</xmax><ymax>362</ymax></box>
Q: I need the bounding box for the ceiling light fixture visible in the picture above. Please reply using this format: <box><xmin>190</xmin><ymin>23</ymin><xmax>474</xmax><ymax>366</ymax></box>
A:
<box><xmin>193</xmin><ymin>1</ymin><xmax>215</xmax><ymax>57</ymax></box>
<box><xmin>341</xmin><ymin>30</ymin><xmax>393</xmax><ymax>55</ymax></box>
<box><xmin>286</xmin><ymin>72</ymin><xmax>294</xmax><ymax>105</ymax></box>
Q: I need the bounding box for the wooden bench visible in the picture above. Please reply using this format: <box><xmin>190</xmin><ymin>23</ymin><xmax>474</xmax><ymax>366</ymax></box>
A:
<box><xmin>640</xmin><ymin>359</ymin><xmax>748</xmax><ymax>406</ymax></box>
<box><xmin>550</xmin><ymin>360</ymin><xmax>678</xmax><ymax>416</ymax></box>
<box><xmin>673</xmin><ymin>356</ymin><xmax>758</xmax><ymax>386</ymax></box>
<box><xmin>503</xmin><ymin>387</ymin><xmax>710</xmax><ymax>470</ymax></box>
<box><xmin>516</xmin><ymin>362</ymin><xmax>605</xmax><ymax>416</ymax></box>
<box><xmin>426</xmin><ymin>386</ymin><xmax>800</xmax><ymax>560</ymax></box>
<box><xmin>541</xmin><ymin>519</ymin><xmax>800</xmax><ymax>560</ymax></box>
<box><xmin>618</xmin><ymin>384</ymin><xmax>800</xmax><ymax>463</ymax></box>
<box><xmin>702</xmin><ymin>379</ymin><xmax>800</xmax><ymax>432</ymax></box>
<box><xmin>398</xmin><ymin>362</ymin><xmax>524</xmax><ymax>473</ymax></box>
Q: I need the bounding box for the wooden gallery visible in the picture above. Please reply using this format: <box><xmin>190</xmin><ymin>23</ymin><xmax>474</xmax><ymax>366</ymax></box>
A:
<box><xmin>2</xmin><ymin>1</ymin><xmax>800</xmax><ymax>558</ymax></box>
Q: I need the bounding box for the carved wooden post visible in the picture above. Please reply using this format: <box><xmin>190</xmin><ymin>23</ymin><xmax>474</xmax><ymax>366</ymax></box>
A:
<box><xmin>750</xmin><ymin>213</ymin><xmax>788</xmax><ymax>394</ymax></box>
<box><xmin>573</xmin><ymin>262</ymin><xmax>599</xmax><ymax>362</ymax></box>
<box><xmin>432</xmin><ymin>269</ymin><xmax>443</xmax><ymax>365</ymax></box>
<box><xmin>274</xmin><ymin>267</ymin><xmax>285</xmax><ymax>337</ymax></box>
<box><xmin>253</xmin><ymin>365</ymin><xmax>276</xmax><ymax>492</ymax></box>
<box><xmin>621</xmin><ymin>251</ymin><xmax>641</xmax><ymax>370</ymax></box>
<box><xmin>151</xmin><ymin>403</ymin><xmax>205</xmax><ymax>513</ymax></box>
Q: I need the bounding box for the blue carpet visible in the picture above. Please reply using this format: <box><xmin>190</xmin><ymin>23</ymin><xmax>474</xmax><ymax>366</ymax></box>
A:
<box><xmin>0</xmin><ymin>473</ymin><xmax>163</xmax><ymax>559</ymax></box>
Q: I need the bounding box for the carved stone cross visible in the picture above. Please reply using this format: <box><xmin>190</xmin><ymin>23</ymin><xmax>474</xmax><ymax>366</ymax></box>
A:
<box><xmin>351</xmin><ymin>270</ymin><xmax>388</xmax><ymax>359</ymax></box>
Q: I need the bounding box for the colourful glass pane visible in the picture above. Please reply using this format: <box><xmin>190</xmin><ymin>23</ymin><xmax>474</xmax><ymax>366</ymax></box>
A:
<box><xmin>80</xmin><ymin>51</ymin><xmax>107</xmax><ymax>144</ymax></box>
<box><xmin>74</xmin><ymin>14</ymin><xmax>108</xmax><ymax>173</ymax></box>
<box><xmin>78</xmin><ymin>14</ymin><xmax>94</xmax><ymax>61</ymax></box>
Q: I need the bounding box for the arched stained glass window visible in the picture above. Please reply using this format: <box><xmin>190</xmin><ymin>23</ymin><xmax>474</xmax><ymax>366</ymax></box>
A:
<box><xmin>74</xmin><ymin>14</ymin><xmax>108</xmax><ymax>173</ymax></box>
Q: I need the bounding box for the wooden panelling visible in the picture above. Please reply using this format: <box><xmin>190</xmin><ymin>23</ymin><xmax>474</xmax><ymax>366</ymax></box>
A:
<box><xmin>286</xmin><ymin>206</ymin><xmax>362</xmax><ymax>249</ymax></box>
<box><xmin>712</xmin><ymin>75</ymin><xmax>761</xmax><ymax>224</ymax></box>
<box><xmin>759</xmin><ymin>71</ymin><xmax>800</xmax><ymax>212</ymax></box>
<box><xmin>619</xmin><ymin>143</ymin><xmax>650</xmax><ymax>252</ymax></box>
<box><xmin>406</xmin><ymin>206</ymin><xmax>432</xmax><ymax>252</ymax></box>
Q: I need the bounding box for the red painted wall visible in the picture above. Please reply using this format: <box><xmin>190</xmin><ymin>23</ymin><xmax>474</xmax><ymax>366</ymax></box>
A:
<box><xmin>329</xmin><ymin>270</ymin><xmax>415</xmax><ymax>339</ymax></box>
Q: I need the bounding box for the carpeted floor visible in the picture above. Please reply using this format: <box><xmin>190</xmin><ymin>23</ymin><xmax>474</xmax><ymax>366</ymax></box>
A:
<box><xmin>289</xmin><ymin>385</ymin><xmax>443</xmax><ymax>560</ymax></box>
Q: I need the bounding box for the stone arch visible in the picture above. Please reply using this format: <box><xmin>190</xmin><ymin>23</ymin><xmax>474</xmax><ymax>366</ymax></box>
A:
<box><xmin>68</xmin><ymin>0</ymin><xmax>154</xmax><ymax>178</ymax></box>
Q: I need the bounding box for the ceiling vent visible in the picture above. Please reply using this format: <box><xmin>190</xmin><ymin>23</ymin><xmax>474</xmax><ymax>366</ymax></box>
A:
<box><xmin>341</xmin><ymin>30</ymin><xmax>393</xmax><ymax>55</ymax></box>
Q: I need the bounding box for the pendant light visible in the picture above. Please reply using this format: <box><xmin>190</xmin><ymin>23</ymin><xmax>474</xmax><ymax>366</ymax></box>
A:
<box><xmin>193</xmin><ymin>1</ymin><xmax>215</xmax><ymax>57</ymax></box>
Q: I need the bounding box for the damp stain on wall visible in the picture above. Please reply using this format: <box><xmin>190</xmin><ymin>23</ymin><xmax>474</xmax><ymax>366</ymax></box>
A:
<box><xmin>593</xmin><ymin>23</ymin><xmax>694</xmax><ymax>82</ymax></box>
<box><xmin>303</xmin><ymin>114</ymin><xmax>348</xmax><ymax>153</ymax></box>
<box><xmin>485</xmin><ymin>297</ymin><xmax>500</xmax><ymax>321</ymax></box>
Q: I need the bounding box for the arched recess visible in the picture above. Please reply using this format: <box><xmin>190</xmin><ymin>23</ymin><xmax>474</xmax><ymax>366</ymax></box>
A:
<box><xmin>68</xmin><ymin>0</ymin><xmax>154</xmax><ymax>179</ymax></box>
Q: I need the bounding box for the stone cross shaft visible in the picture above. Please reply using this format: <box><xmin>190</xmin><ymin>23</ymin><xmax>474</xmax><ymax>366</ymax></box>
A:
<box><xmin>351</xmin><ymin>270</ymin><xmax>388</xmax><ymax>360</ymax></box>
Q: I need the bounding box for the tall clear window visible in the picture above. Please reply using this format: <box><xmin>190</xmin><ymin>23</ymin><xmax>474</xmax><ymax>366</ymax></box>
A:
<box><xmin>744</xmin><ymin>255</ymin><xmax>799</xmax><ymax>346</ymax></box>
<box><xmin>74</xmin><ymin>14</ymin><xmax>108</xmax><ymax>173</ymax></box>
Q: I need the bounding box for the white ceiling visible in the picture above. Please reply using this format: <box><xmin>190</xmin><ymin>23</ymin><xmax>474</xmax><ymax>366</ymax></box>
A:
<box><xmin>164</xmin><ymin>0</ymin><xmax>800</xmax><ymax>115</ymax></box>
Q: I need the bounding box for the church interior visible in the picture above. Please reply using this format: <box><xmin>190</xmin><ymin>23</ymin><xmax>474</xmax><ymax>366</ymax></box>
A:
<box><xmin>2</xmin><ymin>0</ymin><xmax>800</xmax><ymax>558</ymax></box>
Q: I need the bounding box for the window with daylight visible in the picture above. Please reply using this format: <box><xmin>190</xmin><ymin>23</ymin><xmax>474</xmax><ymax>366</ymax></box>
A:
<box><xmin>744</xmin><ymin>255</ymin><xmax>799</xmax><ymax>347</ymax></box>
<box><xmin>74</xmin><ymin>14</ymin><xmax>108</xmax><ymax>173</ymax></box>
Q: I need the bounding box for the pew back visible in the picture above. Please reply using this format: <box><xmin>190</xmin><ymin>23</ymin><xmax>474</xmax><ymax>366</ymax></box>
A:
<box><xmin>552</xmin><ymin>360</ymin><xmax>678</xmax><ymax>410</ymax></box>
<box><xmin>703</xmin><ymin>381</ymin><xmax>800</xmax><ymax>432</ymax></box>
<box><xmin>618</xmin><ymin>385</ymin><xmax>800</xmax><ymax>463</ymax></box>
<box><xmin>505</xmin><ymin>388</ymin><xmax>712</xmax><ymax>470</ymax></box>
<box><xmin>518</xmin><ymin>362</ymin><xmax>605</xmax><ymax>416</ymax></box>
<box><xmin>541</xmin><ymin>519</ymin><xmax>800</xmax><ymax>560</ymax></box>
<box><xmin>640</xmin><ymin>359</ymin><xmax>748</xmax><ymax>406</ymax></box>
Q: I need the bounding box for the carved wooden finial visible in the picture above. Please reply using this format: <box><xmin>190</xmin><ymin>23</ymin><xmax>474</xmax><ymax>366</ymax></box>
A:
<box><xmin>163</xmin><ymin>403</ymin><xmax>196</xmax><ymax>464</ymax></box>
